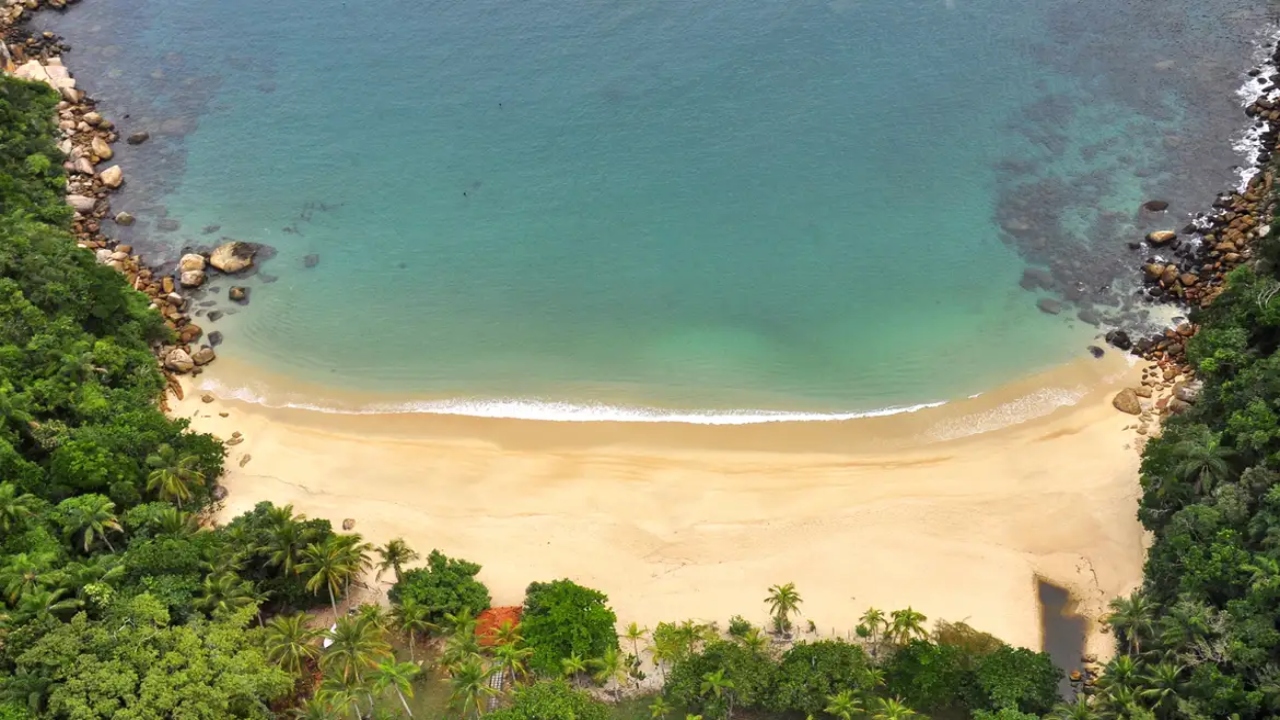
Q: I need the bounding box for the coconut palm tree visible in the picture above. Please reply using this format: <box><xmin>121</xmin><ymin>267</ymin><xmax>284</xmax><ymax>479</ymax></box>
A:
<box><xmin>392</xmin><ymin>598</ymin><xmax>437</xmax><ymax>663</ymax></box>
<box><xmin>265</xmin><ymin>515</ymin><xmax>313</xmax><ymax>577</ymax></box>
<box><xmin>591</xmin><ymin>646</ymin><xmax>630</xmax><ymax>701</ymax></box>
<box><xmin>1</xmin><ymin>668</ymin><xmax>51</xmax><ymax>716</ymax></box>
<box><xmin>0</xmin><ymin>482</ymin><xmax>38</xmax><ymax>536</ymax></box>
<box><xmin>649</xmin><ymin>696</ymin><xmax>672</xmax><ymax>720</ymax></box>
<box><xmin>1047</xmin><ymin>697</ymin><xmax>1102</xmax><ymax>720</ymax></box>
<box><xmin>871</xmin><ymin>697</ymin><xmax>920</xmax><ymax>720</ymax></box>
<box><xmin>493</xmin><ymin>640</ymin><xmax>533</xmax><ymax>690</ymax></box>
<box><xmin>700</xmin><ymin>668</ymin><xmax>736</xmax><ymax>719</ymax></box>
<box><xmin>335</xmin><ymin>534</ymin><xmax>374</xmax><ymax>597</ymax></box>
<box><xmin>372</xmin><ymin>658</ymin><xmax>421</xmax><ymax>718</ymax></box>
<box><xmin>289</xmin><ymin>697</ymin><xmax>343</xmax><ymax>720</ymax></box>
<box><xmin>449</xmin><ymin>656</ymin><xmax>497</xmax><ymax>720</ymax></box>
<box><xmin>740</xmin><ymin>627</ymin><xmax>769</xmax><ymax>654</ymax></box>
<box><xmin>444</xmin><ymin>607</ymin><xmax>479</xmax><ymax>637</ymax></box>
<box><xmin>322</xmin><ymin>613</ymin><xmax>392</xmax><ymax>686</ymax></box>
<box><xmin>265</xmin><ymin>613</ymin><xmax>323</xmax><ymax>675</ymax></box>
<box><xmin>300</xmin><ymin>536</ymin><xmax>354</xmax><ymax>616</ymax></box>
<box><xmin>888</xmin><ymin>607</ymin><xmax>928</xmax><ymax>645</ymax></box>
<box><xmin>765</xmin><ymin>582</ymin><xmax>803</xmax><ymax>635</ymax></box>
<box><xmin>1140</xmin><ymin>660</ymin><xmax>1185</xmax><ymax>716</ymax></box>
<box><xmin>145</xmin><ymin>443</ymin><xmax>205</xmax><ymax>508</ymax></box>
<box><xmin>442</xmin><ymin>625</ymin><xmax>483</xmax><ymax>674</ymax></box>
<box><xmin>55</xmin><ymin>556</ymin><xmax>124</xmax><ymax>605</ymax></box>
<box><xmin>376</xmin><ymin>538</ymin><xmax>419</xmax><ymax>584</ymax></box>
<box><xmin>1171</xmin><ymin>430</ymin><xmax>1236</xmax><ymax>495</ymax></box>
<box><xmin>824</xmin><ymin>690</ymin><xmax>863</xmax><ymax>720</ymax></box>
<box><xmin>154</xmin><ymin>506</ymin><xmax>200</xmax><ymax>536</ymax></box>
<box><xmin>1096</xmin><ymin>655</ymin><xmax>1142</xmax><ymax>695</ymax></box>
<box><xmin>315</xmin><ymin>676</ymin><xmax>365</xmax><ymax>720</ymax></box>
<box><xmin>857</xmin><ymin>607</ymin><xmax>888</xmax><ymax>657</ymax></box>
<box><xmin>561</xmin><ymin>652</ymin><xmax>588</xmax><ymax>684</ymax></box>
<box><xmin>1107</xmin><ymin>591</ymin><xmax>1155</xmax><ymax>656</ymax></box>
<box><xmin>13</xmin><ymin>587</ymin><xmax>81</xmax><ymax>623</ymax></box>
<box><xmin>624</xmin><ymin>621</ymin><xmax>648</xmax><ymax>661</ymax></box>
<box><xmin>0</xmin><ymin>552</ymin><xmax>56</xmax><ymax>604</ymax></box>
<box><xmin>62</xmin><ymin>496</ymin><xmax>122</xmax><ymax>553</ymax></box>
<box><xmin>196</xmin><ymin>572</ymin><xmax>255</xmax><ymax>617</ymax></box>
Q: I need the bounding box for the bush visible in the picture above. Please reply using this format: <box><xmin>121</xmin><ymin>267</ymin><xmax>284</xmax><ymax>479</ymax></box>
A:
<box><xmin>768</xmin><ymin>639</ymin><xmax>873</xmax><ymax>716</ymax></box>
<box><xmin>664</xmin><ymin>640</ymin><xmax>775</xmax><ymax>718</ymax></box>
<box><xmin>486</xmin><ymin>680</ymin><xmax>608</xmax><ymax>720</ymax></box>
<box><xmin>521</xmin><ymin>579</ymin><xmax>617</xmax><ymax>676</ymax></box>
<box><xmin>727</xmin><ymin>615</ymin><xmax>753</xmax><ymax>638</ymax></box>
<box><xmin>882</xmin><ymin>639</ymin><xmax>975</xmax><ymax>715</ymax></box>
<box><xmin>971</xmin><ymin>646</ymin><xmax>1061</xmax><ymax>716</ymax></box>
<box><xmin>389</xmin><ymin>549</ymin><xmax>491</xmax><ymax>624</ymax></box>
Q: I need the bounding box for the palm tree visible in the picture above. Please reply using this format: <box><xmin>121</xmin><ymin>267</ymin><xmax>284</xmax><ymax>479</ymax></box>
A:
<box><xmin>289</xmin><ymin>697</ymin><xmax>343</xmax><ymax>720</ymax></box>
<box><xmin>300</xmin><ymin>536</ymin><xmax>354</xmax><ymax>616</ymax></box>
<box><xmin>372</xmin><ymin>658</ymin><xmax>421</xmax><ymax>718</ymax></box>
<box><xmin>491</xmin><ymin>619</ymin><xmax>522</xmax><ymax>647</ymax></box>
<box><xmin>591</xmin><ymin>646</ymin><xmax>629</xmax><ymax>701</ymax></box>
<box><xmin>1106</xmin><ymin>591</ymin><xmax>1155</xmax><ymax>656</ymax></box>
<box><xmin>624</xmin><ymin>621</ymin><xmax>648</xmax><ymax>661</ymax></box>
<box><xmin>857</xmin><ymin>607</ymin><xmax>888</xmax><ymax>657</ymax></box>
<box><xmin>871</xmin><ymin>697</ymin><xmax>920</xmax><ymax>720</ymax></box>
<box><xmin>335</xmin><ymin>534</ymin><xmax>373</xmax><ymax>598</ymax></box>
<box><xmin>444</xmin><ymin>607</ymin><xmax>479</xmax><ymax>637</ymax></box>
<box><xmin>197</xmin><ymin>572</ymin><xmax>255</xmax><ymax>617</ymax></box>
<box><xmin>765</xmin><ymin>582</ymin><xmax>803</xmax><ymax>635</ymax></box>
<box><xmin>0</xmin><ymin>482</ymin><xmax>38</xmax><ymax>536</ymax></box>
<box><xmin>561</xmin><ymin>652</ymin><xmax>588</xmax><ymax>684</ymax></box>
<box><xmin>0</xmin><ymin>552</ymin><xmax>56</xmax><ymax>604</ymax></box>
<box><xmin>649</xmin><ymin>696</ymin><xmax>672</xmax><ymax>720</ymax></box>
<box><xmin>392</xmin><ymin>598</ymin><xmax>437</xmax><ymax>663</ymax></box>
<box><xmin>154</xmin><ymin>506</ymin><xmax>200</xmax><ymax>536</ymax></box>
<box><xmin>1095</xmin><ymin>655</ymin><xmax>1142</xmax><ymax>695</ymax></box>
<box><xmin>56</xmin><ymin>556</ymin><xmax>125</xmax><ymax>605</ymax></box>
<box><xmin>62</xmin><ymin>496</ymin><xmax>122</xmax><ymax>553</ymax></box>
<box><xmin>376</xmin><ymin>538</ymin><xmax>419</xmax><ymax>584</ymax></box>
<box><xmin>265</xmin><ymin>516</ymin><xmax>312</xmax><ymax>577</ymax></box>
<box><xmin>1140</xmin><ymin>660</ymin><xmax>1185</xmax><ymax>716</ymax></box>
<box><xmin>700</xmin><ymin>668</ymin><xmax>736</xmax><ymax>719</ymax></box>
<box><xmin>441</xmin><ymin>626</ymin><xmax>483</xmax><ymax>674</ymax></box>
<box><xmin>322</xmin><ymin>614</ymin><xmax>392</xmax><ymax>686</ymax></box>
<box><xmin>144</xmin><ymin>443</ymin><xmax>205</xmax><ymax>508</ymax></box>
<box><xmin>1171</xmin><ymin>430</ymin><xmax>1235</xmax><ymax>495</ymax></box>
<box><xmin>824</xmin><ymin>690</ymin><xmax>863</xmax><ymax>720</ymax></box>
<box><xmin>315</xmin><ymin>676</ymin><xmax>366</xmax><ymax>720</ymax></box>
<box><xmin>1</xmin><ymin>668</ymin><xmax>51</xmax><ymax>716</ymax></box>
<box><xmin>265</xmin><ymin>613</ymin><xmax>322</xmax><ymax>675</ymax></box>
<box><xmin>13</xmin><ymin>587</ymin><xmax>81</xmax><ymax>623</ymax></box>
<box><xmin>740</xmin><ymin>627</ymin><xmax>769</xmax><ymax>654</ymax></box>
<box><xmin>449</xmin><ymin>656</ymin><xmax>497</xmax><ymax>719</ymax></box>
<box><xmin>1047</xmin><ymin>697</ymin><xmax>1102</xmax><ymax>720</ymax></box>
<box><xmin>493</xmin><ymin>640</ymin><xmax>533</xmax><ymax>690</ymax></box>
<box><xmin>888</xmin><ymin>607</ymin><xmax>928</xmax><ymax>645</ymax></box>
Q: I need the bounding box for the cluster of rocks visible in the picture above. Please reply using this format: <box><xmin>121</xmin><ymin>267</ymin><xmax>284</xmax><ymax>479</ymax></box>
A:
<box><xmin>1111</xmin><ymin>360</ymin><xmax>1203</xmax><ymax>438</ymax></box>
<box><xmin>0</xmin><ymin>0</ymin><xmax>272</xmax><ymax>408</ymax></box>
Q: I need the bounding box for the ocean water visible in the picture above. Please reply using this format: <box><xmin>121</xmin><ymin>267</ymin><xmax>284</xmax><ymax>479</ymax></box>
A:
<box><xmin>36</xmin><ymin>0</ymin><xmax>1276</xmax><ymax>419</ymax></box>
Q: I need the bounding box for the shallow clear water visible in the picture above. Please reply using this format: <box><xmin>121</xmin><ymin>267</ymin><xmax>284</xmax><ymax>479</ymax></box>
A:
<box><xmin>38</xmin><ymin>0</ymin><xmax>1273</xmax><ymax>418</ymax></box>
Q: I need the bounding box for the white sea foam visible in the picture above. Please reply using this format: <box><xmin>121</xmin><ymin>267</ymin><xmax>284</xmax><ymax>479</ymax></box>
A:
<box><xmin>922</xmin><ymin>386</ymin><xmax>1088</xmax><ymax>442</ymax></box>
<box><xmin>200</xmin><ymin>379</ymin><xmax>947</xmax><ymax>425</ymax></box>
<box><xmin>1231</xmin><ymin>26</ymin><xmax>1280</xmax><ymax>192</ymax></box>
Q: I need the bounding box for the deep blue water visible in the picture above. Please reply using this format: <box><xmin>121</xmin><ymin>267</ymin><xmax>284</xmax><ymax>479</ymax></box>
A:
<box><xmin>37</xmin><ymin>0</ymin><xmax>1275</xmax><ymax>419</ymax></box>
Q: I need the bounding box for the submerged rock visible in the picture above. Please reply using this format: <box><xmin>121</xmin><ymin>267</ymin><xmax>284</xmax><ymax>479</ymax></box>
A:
<box><xmin>1105</xmin><ymin>329</ymin><xmax>1132</xmax><ymax>351</ymax></box>
<box><xmin>1087</xmin><ymin>345</ymin><xmax>1105</xmax><ymax>359</ymax></box>
<box><xmin>207</xmin><ymin>331</ymin><xmax>224</xmax><ymax>347</ymax></box>
<box><xmin>179</xmin><ymin>269</ymin><xmax>206</xmax><ymax>288</ymax></box>
<box><xmin>126</xmin><ymin>131</ymin><xmax>150</xmax><ymax>145</ymax></box>
<box><xmin>1142</xmin><ymin>200</ymin><xmax>1169</xmax><ymax>212</ymax></box>
<box><xmin>1036</xmin><ymin>297</ymin><xmax>1063</xmax><ymax>315</ymax></box>
<box><xmin>157</xmin><ymin>218</ymin><xmax>181</xmax><ymax>232</ymax></box>
<box><xmin>192</xmin><ymin>346</ymin><xmax>216</xmax><ymax>366</ymax></box>
<box><xmin>114</xmin><ymin>211</ymin><xmax>134</xmax><ymax>226</ymax></box>
<box><xmin>229</xmin><ymin>286</ymin><xmax>249</xmax><ymax>303</ymax></box>
<box><xmin>303</xmin><ymin>253</ymin><xmax>320</xmax><ymax>269</ymax></box>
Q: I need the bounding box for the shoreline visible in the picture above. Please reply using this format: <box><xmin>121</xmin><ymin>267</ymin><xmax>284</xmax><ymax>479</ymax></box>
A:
<box><xmin>173</xmin><ymin>353</ymin><xmax>1150</xmax><ymax>662</ymax></box>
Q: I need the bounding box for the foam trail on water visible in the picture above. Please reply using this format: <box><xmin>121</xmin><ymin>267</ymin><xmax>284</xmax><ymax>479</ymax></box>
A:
<box><xmin>922</xmin><ymin>386</ymin><xmax>1087</xmax><ymax>441</ymax></box>
<box><xmin>1232</xmin><ymin>25</ymin><xmax>1280</xmax><ymax>192</ymax></box>
<box><xmin>200</xmin><ymin>379</ymin><xmax>947</xmax><ymax>425</ymax></box>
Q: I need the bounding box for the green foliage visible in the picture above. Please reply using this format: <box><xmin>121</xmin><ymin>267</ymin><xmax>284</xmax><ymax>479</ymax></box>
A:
<box><xmin>521</xmin><ymin>578</ymin><xmax>617</xmax><ymax>676</ymax></box>
<box><xmin>220</xmin><ymin>501</ymin><xmax>335</xmax><ymax>612</ymax></box>
<box><xmin>663</xmin><ymin>640</ymin><xmax>774</xmax><ymax>719</ymax></box>
<box><xmin>883</xmin><ymin>639</ymin><xmax>975</xmax><ymax>715</ymax></box>
<box><xmin>768</xmin><ymin>640</ymin><xmax>873</xmax><ymax>716</ymax></box>
<box><xmin>971</xmin><ymin>645</ymin><xmax>1061</xmax><ymax>715</ymax></box>
<box><xmin>389</xmin><ymin>549</ymin><xmax>491</xmax><ymax>625</ymax></box>
<box><xmin>487</xmin><ymin>679</ymin><xmax>610</xmax><ymax>720</ymax></box>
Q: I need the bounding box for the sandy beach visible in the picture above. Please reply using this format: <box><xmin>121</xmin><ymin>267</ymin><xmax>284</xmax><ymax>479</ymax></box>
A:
<box><xmin>174</xmin><ymin>352</ymin><xmax>1148</xmax><ymax>659</ymax></box>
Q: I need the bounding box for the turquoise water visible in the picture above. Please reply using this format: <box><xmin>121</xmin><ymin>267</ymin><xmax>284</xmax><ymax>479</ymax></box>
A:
<box><xmin>38</xmin><ymin>0</ymin><xmax>1274</xmax><ymax>417</ymax></box>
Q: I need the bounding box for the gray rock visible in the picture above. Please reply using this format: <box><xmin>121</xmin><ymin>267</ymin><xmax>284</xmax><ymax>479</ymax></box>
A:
<box><xmin>114</xmin><ymin>211</ymin><xmax>135</xmax><ymax>226</ymax></box>
<box><xmin>126</xmin><ymin>131</ymin><xmax>149</xmax><ymax>145</ymax></box>
<box><xmin>157</xmin><ymin>218</ymin><xmax>181</xmax><ymax>232</ymax></box>
<box><xmin>207</xmin><ymin>331</ymin><xmax>224</xmax><ymax>347</ymax></box>
<box><xmin>303</xmin><ymin>253</ymin><xmax>320</xmax><ymax>269</ymax></box>
<box><xmin>192</xmin><ymin>346</ymin><xmax>216</xmax><ymax>366</ymax></box>
<box><xmin>1173</xmin><ymin>381</ymin><xmax>1203</xmax><ymax>404</ymax></box>
<box><xmin>1036</xmin><ymin>298</ymin><xmax>1063</xmax><ymax>315</ymax></box>
<box><xmin>67</xmin><ymin>194</ymin><xmax>96</xmax><ymax>213</ymax></box>
<box><xmin>209</xmin><ymin>241</ymin><xmax>255</xmax><ymax>273</ymax></box>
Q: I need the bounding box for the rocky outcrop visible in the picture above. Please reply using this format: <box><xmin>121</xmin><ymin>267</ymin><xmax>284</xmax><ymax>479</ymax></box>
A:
<box><xmin>164</xmin><ymin>348</ymin><xmax>195</xmax><ymax>373</ymax></box>
<box><xmin>209</xmin><ymin>241</ymin><xmax>255</xmax><ymax>273</ymax></box>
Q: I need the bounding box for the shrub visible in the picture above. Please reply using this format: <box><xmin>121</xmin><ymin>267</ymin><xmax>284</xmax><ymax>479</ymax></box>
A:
<box><xmin>664</xmin><ymin>640</ymin><xmax>775</xmax><ymax>718</ymax></box>
<box><xmin>389</xmin><ymin>549</ymin><xmax>491</xmax><ymax>624</ymax></box>
<box><xmin>768</xmin><ymin>639</ymin><xmax>873</xmax><ymax>716</ymax></box>
<box><xmin>521</xmin><ymin>579</ymin><xmax>617</xmax><ymax>676</ymax></box>
<box><xmin>487</xmin><ymin>680</ymin><xmax>608</xmax><ymax>720</ymax></box>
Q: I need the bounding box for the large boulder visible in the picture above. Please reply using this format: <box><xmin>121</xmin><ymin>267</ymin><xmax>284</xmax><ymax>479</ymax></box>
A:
<box><xmin>90</xmin><ymin>136</ymin><xmax>113</xmax><ymax>161</ymax></box>
<box><xmin>1173</xmin><ymin>380</ymin><xmax>1202</xmax><ymax>404</ymax></box>
<box><xmin>179</xmin><ymin>253</ymin><xmax>207</xmax><ymax>272</ymax></box>
<box><xmin>164</xmin><ymin>348</ymin><xmax>195</xmax><ymax>373</ymax></box>
<box><xmin>1112</xmin><ymin>388</ymin><xmax>1142</xmax><ymax>415</ymax></box>
<box><xmin>1146</xmin><ymin>230</ymin><xmax>1176</xmax><ymax>246</ymax></box>
<box><xmin>99</xmin><ymin>165</ymin><xmax>124</xmax><ymax>188</ymax></box>
<box><xmin>66</xmin><ymin>194</ymin><xmax>95</xmax><ymax>213</ymax></box>
<box><xmin>192</xmin><ymin>346</ymin><xmax>217</xmax><ymax>366</ymax></box>
<box><xmin>179</xmin><ymin>269</ymin><xmax>206</xmax><ymax>288</ymax></box>
<box><xmin>209</xmin><ymin>241</ymin><xmax>255</xmax><ymax>273</ymax></box>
